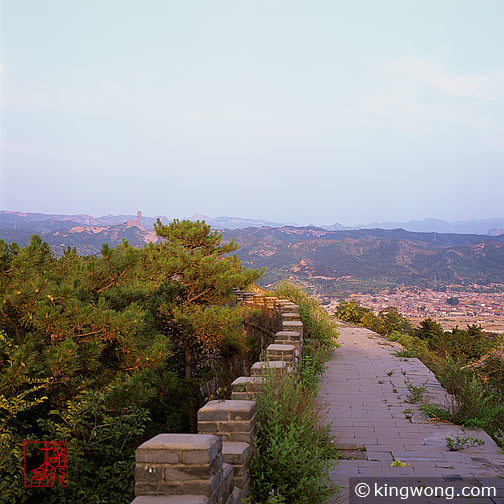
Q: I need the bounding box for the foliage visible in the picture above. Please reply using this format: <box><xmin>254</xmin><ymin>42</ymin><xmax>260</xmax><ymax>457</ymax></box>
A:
<box><xmin>389</xmin><ymin>459</ymin><xmax>410</xmax><ymax>467</ymax></box>
<box><xmin>445</xmin><ymin>435</ymin><xmax>485</xmax><ymax>451</ymax></box>
<box><xmin>249</xmin><ymin>283</ymin><xmax>339</xmax><ymax>503</ymax></box>
<box><xmin>334</xmin><ymin>301</ymin><xmax>370</xmax><ymax>325</ymax></box>
<box><xmin>0</xmin><ymin>220</ymin><xmax>260</xmax><ymax>502</ymax></box>
<box><xmin>405</xmin><ymin>383</ymin><xmax>427</xmax><ymax>404</ymax></box>
<box><xmin>249</xmin><ymin>371</ymin><xmax>338</xmax><ymax>504</ymax></box>
<box><xmin>428</xmin><ymin>325</ymin><xmax>496</xmax><ymax>363</ymax></box>
<box><xmin>273</xmin><ymin>282</ymin><xmax>338</xmax><ymax>390</ymax></box>
<box><xmin>419</xmin><ymin>403</ymin><xmax>452</xmax><ymax>422</ymax></box>
<box><xmin>394</xmin><ymin>348</ymin><xmax>416</xmax><ymax>358</ymax></box>
<box><xmin>335</xmin><ymin>302</ymin><xmax>412</xmax><ymax>337</ymax></box>
<box><xmin>414</xmin><ymin>318</ymin><xmax>444</xmax><ymax>341</ymax></box>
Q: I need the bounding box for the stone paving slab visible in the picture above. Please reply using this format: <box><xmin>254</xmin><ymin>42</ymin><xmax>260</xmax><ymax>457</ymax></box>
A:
<box><xmin>318</xmin><ymin>322</ymin><xmax>504</xmax><ymax>503</ymax></box>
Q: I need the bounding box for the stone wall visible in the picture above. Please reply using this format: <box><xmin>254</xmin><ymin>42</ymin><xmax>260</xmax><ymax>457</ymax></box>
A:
<box><xmin>131</xmin><ymin>293</ymin><xmax>304</xmax><ymax>504</ymax></box>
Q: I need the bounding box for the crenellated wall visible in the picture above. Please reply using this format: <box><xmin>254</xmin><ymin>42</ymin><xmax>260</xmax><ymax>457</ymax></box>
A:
<box><xmin>131</xmin><ymin>293</ymin><xmax>304</xmax><ymax>504</ymax></box>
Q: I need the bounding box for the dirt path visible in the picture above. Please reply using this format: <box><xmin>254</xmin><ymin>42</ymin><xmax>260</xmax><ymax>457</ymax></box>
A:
<box><xmin>318</xmin><ymin>322</ymin><xmax>504</xmax><ymax>503</ymax></box>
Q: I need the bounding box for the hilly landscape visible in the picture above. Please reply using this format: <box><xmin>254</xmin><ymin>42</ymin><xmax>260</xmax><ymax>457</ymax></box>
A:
<box><xmin>2</xmin><ymin>211</ymin><xmax>504</xmax><ymax>296</ymax></box>
<box><xmin>222</xmin><ymin>227</ymin><xmax>504</xmax><ymax>294</ymax></box>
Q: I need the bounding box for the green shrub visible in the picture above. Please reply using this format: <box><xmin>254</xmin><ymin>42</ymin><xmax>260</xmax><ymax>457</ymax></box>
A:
<box><xmin>249</xmin><ymin>371</ymin><xmax>339</xmax><ymax>504</ymax></box>
<box><xmin>420</xmin><ymin>403</ymin><xmax>452</xmax><ymax>421</ymax></box>
<box><xmin>445</xmin><ymin>435</ymin><xmax>485</xmax><ymax>451</ymax></box>
<box><xmin>436</xmin><ymin>360</ymin><xmax>504</xmax><ymax>432</ymax></box>
<box><xmin>273</xmin><ymin>282</ymin><xmax>338</xmax><ymax>389</ymax></box>
<box><xmin>405</xmin><ymin>383</ymin><xmax>427</xmax><ymax>404</ymax></box>
<box><xmin>335</xmin><ymin>302</ymin><xmax>412</xmax><ymax>337</ymax></box>
<box><xmin>429</xmin><ymin>325</ymin><xmax>496</xmax><ymax>363</ymax></box>
<box><xmin>248</xmin><ymin>283</ymin><xmax>340</xmax><ymax>503</ymax></box>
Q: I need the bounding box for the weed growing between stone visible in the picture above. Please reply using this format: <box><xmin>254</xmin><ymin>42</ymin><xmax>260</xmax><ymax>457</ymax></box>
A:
<box><xmin>339</xmin><ymin>301</ymin><xmax>504</xmax><ymax>450</ymax></box>
<box><xmin>247</xmin><ymin>282</ymin><xmax>339</xmax><ymax>504</ymax></box>
<box><xmin>249</xmin><ymin>370</ymin><xmax>339</xmax><ymax>504</ymax></box>
<box><xmin>445</xmin><ymin>435</ymin><xmax>485</xmax><ymax>451</ymax></box>
<box><xmin>405</xmin><ymin>382</ymin><xmax>428</xmax><ymax>404</ymax></box>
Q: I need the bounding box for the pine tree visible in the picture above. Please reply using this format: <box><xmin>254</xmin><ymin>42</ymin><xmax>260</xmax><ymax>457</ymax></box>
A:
<box><xmin>141</xmin><ymin>219</ymin><xmax>262</xmax><ymax>430</ymax></box>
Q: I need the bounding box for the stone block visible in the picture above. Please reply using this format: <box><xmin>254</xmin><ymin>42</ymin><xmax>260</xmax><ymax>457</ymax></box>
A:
<box><xmin>230</xmin><ymin>376</ymin><xmax>263</xmax><ymax>400</ymax></box>
<box><xmin>222</xmin><ymin>442</ymin><xmax>250</xmax><ymax>466</ymax></box>
<box><xmin>282</xmin><ymin>320</ymin><xmax>303</xmax><ymax>333</ymax></box>
<box><xmin>216</xmin><ymin>463</ymin><xmax>234</xmax><ymax>504</ymax></box>
<box><xmin>281</xmin><ymin>312</ymin><xmax>301</xmax><ymax>322</ymax></box>
<box><xmin>274</xmin><ymin>330</ymin><xmax>302</xmax><ymax>342</ymax></box>
<box><xmin>251</xmin><ymin>360</ymin><xmax>288</xmax><ymax>376</ymax></box>
<box><xmin>198</xmin><ymin>400</ymin><xmax>257</xmax><ymax>422</ymax></box>
<box><xmin>180</xmin><ymin>469</ymin><xmax>222</xmax><ymax>497</ymax></box>
<box><xmin>266</xmin><ymin>343</ymin><xmax>296</xmax><ymax>362</ymax></box>
<box><xmin>136</xmin><ymin>434</ymin><xmax>221</xmax><ymax>467</ymax></box>
<box><xmin>277</xmin><ymin>303</ymin><xmax>298</xmax><ymax>313</ymax></box>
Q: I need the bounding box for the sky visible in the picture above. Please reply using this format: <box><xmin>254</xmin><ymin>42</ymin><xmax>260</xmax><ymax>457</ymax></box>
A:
<box><xmin>1</xmin><ymin>0</ymin><xmax>503</xmax><ymax>226</ymax></box>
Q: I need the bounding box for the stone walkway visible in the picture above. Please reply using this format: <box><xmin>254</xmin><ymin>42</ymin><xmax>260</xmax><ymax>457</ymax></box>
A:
<box><xmin>318</xmin><ymin>322</ymin><xmax>504</xmax><ymax>503</ymax></box>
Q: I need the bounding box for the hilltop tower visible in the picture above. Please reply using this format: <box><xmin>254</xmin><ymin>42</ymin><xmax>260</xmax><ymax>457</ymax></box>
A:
<box><xmin>137</xmin><ymin>211</ymin><xmax>141</xmax><ymax>226</ymax></box>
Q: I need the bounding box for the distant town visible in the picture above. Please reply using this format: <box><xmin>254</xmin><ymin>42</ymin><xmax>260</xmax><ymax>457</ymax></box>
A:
<box><xmin>322</xmin><ymin>284</ymin><xmax>504</xmax><ymax>334</ymax></box>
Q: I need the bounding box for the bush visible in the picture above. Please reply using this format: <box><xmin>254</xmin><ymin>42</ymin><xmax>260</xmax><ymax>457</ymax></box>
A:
<box><xmin>335</xmin><ymin>302</ymin><xmax>412</xmax><ymax>337</ymax></box>
<box><xmin>429</xmin><ymin>325</ymin><xmax>496</xmax><ymax>363</ymax></box>
<box><xmin>436</xmin><ymin>359</ymin><xmax>504</xmax><ymax>432</ymax></box>
<box><xmin>247</xmin><ymin>283</ymin><xmax>340</xmax><ymax>503</ymax></box>
<box><xmin>249</xmin><ymin>371</ymin><xmax>338</xmax><ymax>504</ymax></box>
<box><xmin>273</xmin><ymin>282</ymin><xmax>338</xmax><ymax>385</ymax></box>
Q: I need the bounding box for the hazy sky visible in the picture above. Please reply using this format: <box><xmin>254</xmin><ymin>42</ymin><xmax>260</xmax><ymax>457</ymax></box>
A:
<box><xmin>1</xmin><ymin>0</ymin><xmax>503</xmax><ymax>226</ymax></box>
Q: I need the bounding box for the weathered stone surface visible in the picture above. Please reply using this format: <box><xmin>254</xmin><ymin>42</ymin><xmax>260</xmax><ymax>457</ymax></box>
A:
<box><xmin>321</xmin><ymin>321</ymin><xmax>504</xmax><ymax>502</ymax></box>
<box><xmin>231</xmin><ymin>376</ymin><xmax>263</xmax><ymax>389</ymax></box>
<box><xmin>230</xmin><ymin>377</ymin><xmax>262</xmax><ymax>399</ymax></box>
<box><xmin>198</xmin><ymin>400</ymin><xmax>257</xmax><ymax>422</ymax></box>
<box><xmin>266</xmin><ymin>343</ymin><xmax>296</xmax><ymax>362</ymax></box>
<box><xmin>251</xmin><ymin>360</ymin><xmax>288</xmax><ymax>376</ymax></box>
<box><xmin>222</xmin><ymin>442</ymin><xmax>250</xmax><ymax>466</ymax></box>
<box><xmin>277</xmin><ymin>303</ymin><xmax>298</xmax><ymax>313</ymax></box>
<box><xmin>274</xmin><ymin>330</ymin><xmax>302</xmax><ymax>341</ymax></box>
<box><xmin>282</xmin><ymin>320</ymin><xmax>303</xmax><ymax>332</ymax></box>
<box><xmin>216</xmin><ymin>463</ymin><xmax>234</xmax><ymax>504</ymax></box>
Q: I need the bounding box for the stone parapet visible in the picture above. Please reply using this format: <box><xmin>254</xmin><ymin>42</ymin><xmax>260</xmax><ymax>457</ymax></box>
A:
<box><xmin>198</xmin><ymin>400</ymin><xmax>257</xmax><ymax>444</ymax></box>
<box><xmin>266</xmin><ymin>343</ymin><xmax>296</xmax><ymax>363</ymax></box>
<box><xmin>250</xmin><ymin>360</ymin><xmax>289</xmax><ymax>376</ymax></box>
<box><xmin>230</xmin><ymin>376</ymin><xmax>263</xmax><ymax>400</ymax></box>
<box><xmin>132</xmin><ymin>292</ymin><xmax>304</xmax><ymax>504</ymax></box>
<box><xmin>134</xmin><ymin>434</ymin><xmax>228</xmax><ymax>503</ymax></box>
<box><xmin>274</xmin><ymin>330</ymin><xmax>303</xmax><ymax>352</ymax></box>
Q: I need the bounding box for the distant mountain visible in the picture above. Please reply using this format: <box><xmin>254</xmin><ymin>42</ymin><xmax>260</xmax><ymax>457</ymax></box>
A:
<box><xmin>2</xmin><ymin>211</ymin><xmax>504</xmax><ymax>295</ymax></box>
<box><xmin>189</xmin><ymin>213</ymin><xmax>295</xmax><ymax>229</ymax></box>
<box><xmin>0</xmin><ymin>210</ymin><xmax>292</xmax><ymax>232</ymax></box>
<box><xmin>3</xmin><ymin>210</ymin><xmax>504</xmax><ymax>235</ymax></box>
<box><xmin>322</xmin><ymin>218</ymin><xmax>504</xmax><ymax>235</ymax></box>
<box><xmin>0</xmin><ymin>222</ymin><xmax>158</xmax><ymax>257</ymax></box>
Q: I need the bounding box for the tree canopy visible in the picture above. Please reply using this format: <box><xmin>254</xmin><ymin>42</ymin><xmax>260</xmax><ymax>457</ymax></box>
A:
<box><xmin>0</xmin><ymin>219</ymin><xmax>261</xmax><ymax>503</ymax></box>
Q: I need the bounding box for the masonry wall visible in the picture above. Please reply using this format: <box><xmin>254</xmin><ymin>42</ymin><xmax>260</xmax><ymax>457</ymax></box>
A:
<box><xmin>131</xmin><ymin>292</ymin><xmax>304</xmax><ymax>504</ymax></box>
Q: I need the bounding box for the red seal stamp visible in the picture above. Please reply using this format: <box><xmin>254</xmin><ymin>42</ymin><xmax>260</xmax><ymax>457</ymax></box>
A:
<box><xmin>23</xmin><ymin>441</ymin><xmax>69</xmax><ymax>488</ymax></box>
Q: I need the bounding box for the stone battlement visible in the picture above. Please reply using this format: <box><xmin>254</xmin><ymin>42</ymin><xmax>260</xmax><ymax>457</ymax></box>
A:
<box><xmin>132</xmin><ymin>292</ymin><xmax>304</xmax><ymax>504</ymax></box>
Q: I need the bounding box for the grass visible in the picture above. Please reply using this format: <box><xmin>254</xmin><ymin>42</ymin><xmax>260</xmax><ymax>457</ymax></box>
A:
<box><xmin>405</xmin><ymin>382</ymin><xmax>427</xmax><ymax>404</ymax></box>
<box><xmin>250</xmin><ymin>370</ymin><xmax>339</xmax><ymax>503</ymax></box>
<box><xmin>420</xmin><ymin>403</ymin><xmax>452</xmax><ymax>421</ymax></box>
<box><xmin>445</xmin><ymin>435</ymin><xmax>485</xmax><ymax>451</ymax></box>
<box><xmin>246</xmin><ymin>282</ymin><xmax>340</xmax><ymax>504</ymax></box>
<box><xmin>395</xmin><ymin>349</ymin><xmax>416</xmax><ymax>358</ymax></box>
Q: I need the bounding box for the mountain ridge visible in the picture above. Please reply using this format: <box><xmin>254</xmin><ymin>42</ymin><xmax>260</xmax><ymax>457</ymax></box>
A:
<box><xmin>2</xmin><ymin>210</ymin><xmax>503</xmax><ymax>235</ymax></box>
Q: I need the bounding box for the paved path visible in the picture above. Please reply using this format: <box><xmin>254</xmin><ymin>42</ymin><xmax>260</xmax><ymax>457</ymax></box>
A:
<box><xmin>318</xmin><ymin>322</ymin><xmax>504</xmax><ymax>503</ymax></box>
